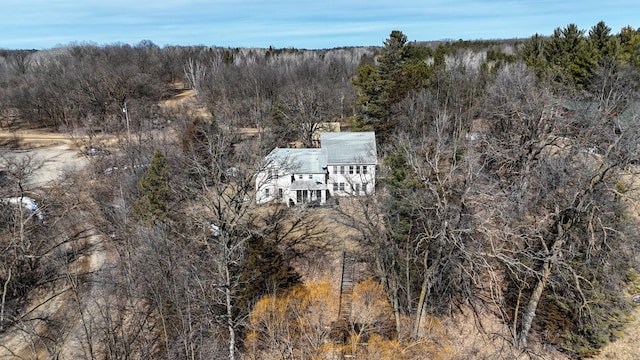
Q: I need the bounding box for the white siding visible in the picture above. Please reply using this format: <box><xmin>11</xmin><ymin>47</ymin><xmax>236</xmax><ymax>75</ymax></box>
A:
<box><xmin>255</xmin><ymin>166</ymin><xmax>292</xmax><ymax>204</ymax></box>
<box><xmin>327</xmin><ymin>164</ymin><xmax>376</xmax><ymax>197</ymax></box>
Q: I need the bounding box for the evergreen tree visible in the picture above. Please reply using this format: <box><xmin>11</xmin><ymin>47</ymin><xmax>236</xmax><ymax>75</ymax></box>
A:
<box><xmin>588</xmin><ymin>21</ymin><xmax>619</xmax><ymax>66</ymax></box>
<box><xmin>382</xmin><ymin>149</ymin><xmax>422</xmax><ymax>246</ymax></box>
<box><xmin>619</xmin><ymin>26</ymin><xmax>640</xmax><ymax>69</ymax></box>
<box><xmin>352</xmin><ymin>30</ymin><xmax>431</xmax><ymax>142</ymax></box>
<box><xmin>236</xmin><ymin>236</ymin><xmax>301</xmax><ymax>319</ymax></box>
<box><xmin>544</xmin><ymin>24</ymin><xmax>597</xmax><ymax>88</ymax></box>
<box><xmin>520</xmin><ymin>34</ymin><xmax>548</xmax><ymax>77</ymax></box>
<box><xmin>432</xmin><ymin>43</ymin><xmax>447</xmax><ymax>71</ymax></box>
<box><xmin>134</xmin><ymin>149</ymin><xmax>171</xmax><ymax>222</ymax></box>
<box><xmin>352</xmin><ymin>63</ymin><xmax>385</xmax><ymax>131</ymax></box>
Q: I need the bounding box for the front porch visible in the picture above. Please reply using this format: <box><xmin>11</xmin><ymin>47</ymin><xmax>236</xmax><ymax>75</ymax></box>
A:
<box><xmin>289</xmin><ymin>180</ymin><xmax>328</xmax><ymax>206</ymax></box>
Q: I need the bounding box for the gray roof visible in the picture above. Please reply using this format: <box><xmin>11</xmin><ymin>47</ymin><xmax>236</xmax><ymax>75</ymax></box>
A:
<box><xmin>267</xmin><ymin>148</ymin><xmax>326</xmax><ymax>174</ymax></box>
<box><xmin>320</xmin><ymin>132</ymin><xmax>377</xmax><ymax>165</ymax></box>
<box><xmin>266</xmin><ymin>132</ymin><xmax>377</xmax><ymax>174</ymax></box>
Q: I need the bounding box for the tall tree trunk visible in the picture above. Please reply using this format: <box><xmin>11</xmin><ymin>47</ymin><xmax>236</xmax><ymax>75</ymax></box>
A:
<box><xmin>413</xmin><ymin>246</ymin><xmax>432</xmax><ymax>339</ymax></box>
<box><xmin>413</xmin><ymin>277</ymin><xmax>428</xmax><ymax>339</ymax></box>
<box><xmin>518</xmin><ymin>213</ymin><xmax>566</xmax><ymax>349</ymax></box>
<box><xmin>1</xmin><ymin>269</ymin><xmax>11</xmax><ymax>332</ymax></box>
<box><xmin>517</xmin><ymin>257</ymin><xmax>552</xmax><ymax>349</ymax></box>
<box><xmin>224</xmin><ymin>264</ymin><xmax>236</xmax><ymax>360</ymax></box>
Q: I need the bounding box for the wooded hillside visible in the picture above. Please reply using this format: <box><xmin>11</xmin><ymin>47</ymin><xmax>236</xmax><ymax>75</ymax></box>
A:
<box><xmin>1</xmin><ymin>21</ymin><xmax>640</xmax><ymax>359</ymax></box>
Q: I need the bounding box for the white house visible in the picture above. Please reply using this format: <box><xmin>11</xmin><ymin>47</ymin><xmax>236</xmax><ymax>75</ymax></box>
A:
<box><xmin>255</xmin><ymin>132</ymin><xmax>377</xmax><ymax>206</ymax></box>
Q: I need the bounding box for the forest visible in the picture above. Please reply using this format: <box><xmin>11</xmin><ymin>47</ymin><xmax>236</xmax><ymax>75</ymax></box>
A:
<box><xmin>1</xmin><ymin>21</ymin><xmax>640</xmax><ymax>359</ymax></box>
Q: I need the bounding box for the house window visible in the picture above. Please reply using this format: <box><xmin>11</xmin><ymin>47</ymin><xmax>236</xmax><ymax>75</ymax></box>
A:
<box><xmin>333</xmin><ymin>166</ymin><xmax>337</xmax><ymax>174</ymax></box>
<box><xmin>298</xmin><ymin>174</ymin><xmax>303</xmax><ymax>180</ymax></box>
<box><xmin>278</xmin><ymin>188</ymin><xmax>283</xmax><ymax>199</ymax></box>
<box><xmin>362</xmin><ymin>166</ymin><xmax>368</xmax><ymax>175</ymax></box>
<box><xmin>363</xmin><ymin>183</ymin><xmax>368</xmax><ymax>193</ymax></box>
<box><xmin>355</xmin><ymin>183</ymin><xmax>361</xmax><ymax>193</ymax></box>
<box><xmin>339</xmin><ymin>183</ymin><xmax>345</xmax><ymax>191</ymax></box>
<box><xmin>265</xmin><ymin>188</ymin><xmax>270</xmax><ymax>197</ymax></box>
<box><xmin>356</xmin><ymin>166</ymin><xmax>360</xmax><ymax>174</ymax></box>
<box><xmin>340</xmin><ymin>166</ymin><xmax>345</xmax><ymax>174</ymax></box>
<box><xmin>349</xmin><ymin>165</ymin><xmax>354</xmax><ymax>174</ymax></box>
<box><xmin>309</xmin><ymin>174</ymin><xmax>313</xmax><ymax>179</ymax></box>
<box><xmin>333</xmin><ymin>183</ymin><xmax>338</xmax><ymax>191</ymax></box>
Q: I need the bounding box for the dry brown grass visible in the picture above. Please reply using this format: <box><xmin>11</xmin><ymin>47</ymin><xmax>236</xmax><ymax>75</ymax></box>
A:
<box><xmin>593</xmin><ymin>306</ymin><xmax>640</xmax><ymax>360</ymax></box>
<box><xmin>591</xmin><ymin>168</ymin><xmax>640</xmax><ymax>359</ymax></box>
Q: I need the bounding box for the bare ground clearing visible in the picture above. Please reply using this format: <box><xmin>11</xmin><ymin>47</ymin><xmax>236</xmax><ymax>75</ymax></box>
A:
<box><xmin>0</xmin><ymin>131</ymin><xmax>89</xmax><ymax>188</ymax></box>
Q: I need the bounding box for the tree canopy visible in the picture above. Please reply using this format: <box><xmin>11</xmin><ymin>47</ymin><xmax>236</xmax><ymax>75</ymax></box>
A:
<box><xmin>352</xmin><ymin>30</ymin><xmax>431</xmax><ymax>142</ymax></box>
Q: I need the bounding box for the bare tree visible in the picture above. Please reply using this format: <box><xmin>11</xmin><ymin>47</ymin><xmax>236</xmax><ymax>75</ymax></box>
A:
<box><xmin>335</xmin><ymin>82</ymin><xmax>485</xmax><ymax>341</ymax></box>
<box><xmin>273</xmin><ymin>83</ymin><xmax>335</xmax><ymax>148</ymax></box>
<box><xmin>4</xmin><ymin>50</ymin><xmax>34</xmax><ymax>75</ymax></box>
<box><xmin>480</xmin><ymin>63</ymin><xmax>640</xmax><ymax>353</ymax></box>
<box><xmin>184</xmin><ymin>57</ymin><xmax>207</xmax><ymax>100</ymax></box>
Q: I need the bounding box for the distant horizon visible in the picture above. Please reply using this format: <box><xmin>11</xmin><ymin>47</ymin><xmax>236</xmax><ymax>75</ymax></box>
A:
<box><xmin>2</xmin><ymin>36</ymin><xmax>536</xmax><ymax>52</ymax></box>
<box><xmin>1</xmin><ymin>1</ymin><xmax>638</xmax><ymax>51</ymax></box>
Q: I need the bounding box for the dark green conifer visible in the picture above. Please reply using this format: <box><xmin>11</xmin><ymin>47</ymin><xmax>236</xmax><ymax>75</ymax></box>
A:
<box><xmin>352</xmin><ymin>30</ymin><xmax>431</xmax><ymax>142</ymax></box>
<box><xmin>134</xmin><ymin>149</ymin><xmax>171</xmax><ymax>222</ymax></box>
<box><xmin>236</xmin><ymin>236</ymin><xmax>301</xmax><ymax>312</ymax></box>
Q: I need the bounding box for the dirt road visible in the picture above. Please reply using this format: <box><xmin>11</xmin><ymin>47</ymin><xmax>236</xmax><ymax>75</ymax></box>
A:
<box><xmin>0</xmin><ymin>129</ymin><xmax>111</xmax><ymax>358</ymax></box>
<box><xmin>0</xmin><ymin>130</ymin><xmax>88</xmax><ymax>188</ymax></box>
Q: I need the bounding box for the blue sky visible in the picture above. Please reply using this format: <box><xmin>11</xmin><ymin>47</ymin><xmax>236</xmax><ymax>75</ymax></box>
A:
<box><xmin>1</xmin><ymin>0</ymin><xmax>638</xmax><ymax>50</ymax></box>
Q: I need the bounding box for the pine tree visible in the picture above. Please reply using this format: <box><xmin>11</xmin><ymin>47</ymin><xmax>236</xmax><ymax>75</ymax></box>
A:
<box><xmin>588</xmin><ymin>21</ymin><xmax>619</xmax><ymax>66</ymax></box>
<box><xmin>352</xmin><ymin>30</ymin><xmax>431</xmax><ymax>142</ymax></box>
<box><xmin>520</xmin><ymin>34</ymin><xmax>548</xmax><ymax>77</ymax></box>
<box><xmin>236</xmin><ymin>236</ymin><xmax>301</xmax><ymax>317</ymax></box>
<box><xmin>619</xmin><ymin>26</ymin><xmax>640</xmax><ymax>69</ymax></box>
<box><xmin>544</xmin><ymin>24</ymin><xmax>597</xmax><ymax>88</ymax></box>
<box><xmin>134</xmin><ymin>149</ymin><xmax>171</xmax><ymax>222</ymax></box>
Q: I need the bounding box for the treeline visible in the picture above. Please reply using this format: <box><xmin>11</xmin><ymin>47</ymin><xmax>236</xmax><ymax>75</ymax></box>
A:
<box><xmin>1</xmin><ymin>21</ymin><xmax>640</xmax><ymax>359</ymax></box>
<box><xmin>0</xmin><ymin>42</ymin><xmax>371</xmax><ymax>145</ymax></box>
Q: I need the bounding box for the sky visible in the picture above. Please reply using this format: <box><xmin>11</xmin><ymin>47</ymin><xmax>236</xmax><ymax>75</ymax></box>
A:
<box><xmin>1</xmin><ymin>0</ymin><xmax>639</xmax><ymax>50</ymax></box>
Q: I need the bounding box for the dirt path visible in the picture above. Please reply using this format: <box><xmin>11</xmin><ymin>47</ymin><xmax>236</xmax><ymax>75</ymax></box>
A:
<box><xmin>0</xmin><ymin>127</ymin><xmax>117</xmax><ymax>358</ymax></box>
<box><xmin>0</xmin><ymin>141</ymin><xmax>88</xmax><ymax>188</ymax></box>
<box><xmin>0</xmin><ymin>226</ymin><xmax>110</xmax><ymax>359</ymax></box>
